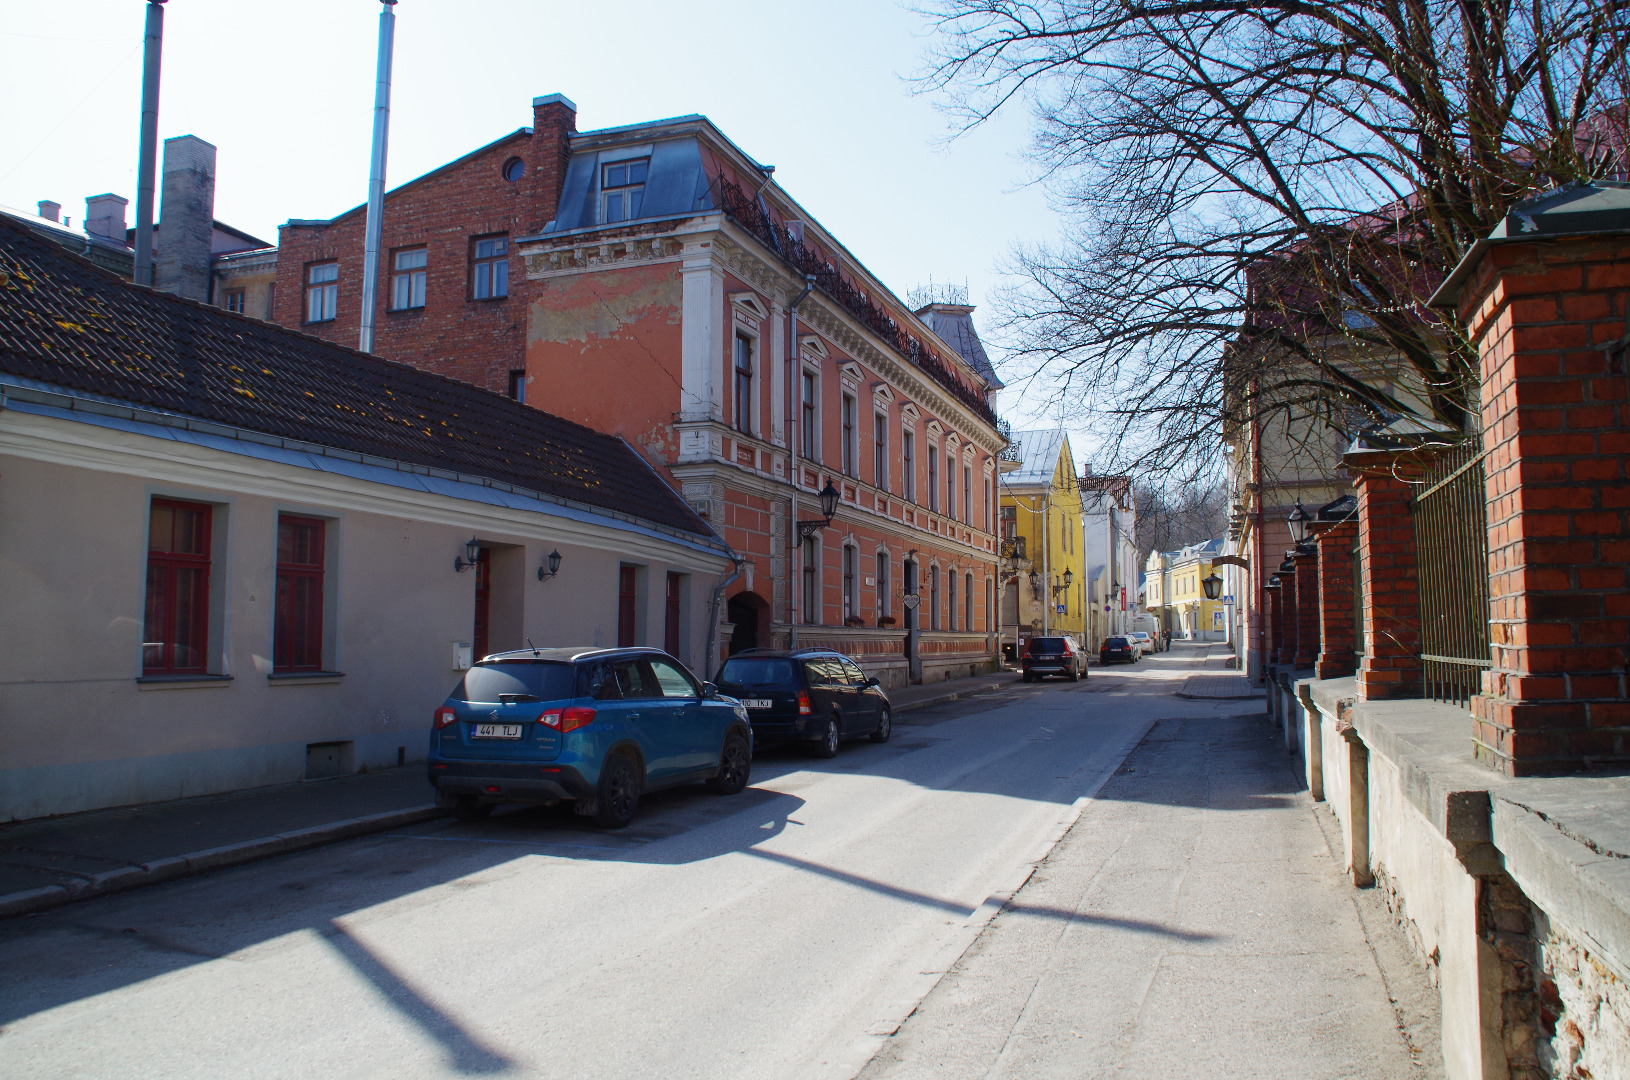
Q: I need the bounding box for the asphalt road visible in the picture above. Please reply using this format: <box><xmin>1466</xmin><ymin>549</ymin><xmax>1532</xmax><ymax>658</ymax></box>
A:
<box><xmin>0</xmin><ymin>648</ymin><xmax>1250</xmax><ymax>1080</ymax></box>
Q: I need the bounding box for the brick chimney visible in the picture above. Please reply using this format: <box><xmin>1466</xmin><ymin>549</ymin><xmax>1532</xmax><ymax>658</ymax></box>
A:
<box><xmin>530</xmin><ymin>93</ymin><xmax>577</xmax><ymax>231</ymax></box>
<box><xmin>155</xmin><ymin>135</ymin><xmax>216</xmax><ymax>301</ymax></box>
<box><xmin>37</xmin><ymin>200</ymin><xmax>60</xmax><ymax>223</ymax></box>
<box><xmin>85</xmin><ymin>194</ymin><xmax>129</xmax><ymax>244</ymax></box>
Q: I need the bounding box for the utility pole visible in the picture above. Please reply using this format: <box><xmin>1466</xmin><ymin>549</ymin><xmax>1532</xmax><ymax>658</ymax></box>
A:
<box><xmin>132</xmin><ymin>0</ymin><xmax>166</xmax><ymax>287</ymax></box>
<box><xmin>358</xmin><ymin>0</ymin><xmax>398</xmax><ymax>353</ymax></box>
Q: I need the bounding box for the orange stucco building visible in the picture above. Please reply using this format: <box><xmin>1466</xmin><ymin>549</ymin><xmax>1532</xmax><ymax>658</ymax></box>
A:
<box><xmin>516</xmin><ymin>109</ymin><xmax>1007</xmax><ymax>684</ymax></box>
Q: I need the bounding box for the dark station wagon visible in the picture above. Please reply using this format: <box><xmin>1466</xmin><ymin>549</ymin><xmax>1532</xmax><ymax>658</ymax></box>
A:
<box><xmin>713</xmin><ymin>648</ymin><xmax>892</xmax><ymax>757</ymax></box>
<box><xmin>428</xmin><ymin>647</ymin><xmax>753</xmax><ymax>828</ymax></box>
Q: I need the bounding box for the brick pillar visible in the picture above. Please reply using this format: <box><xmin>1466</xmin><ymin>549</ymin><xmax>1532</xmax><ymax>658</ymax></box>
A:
<box><xmin>1266</xmin><ymin>578</ymin><xmax>1284</xmax><ymax>667</ymax></box>
<box><xmin>1276</xmin><ymin>558</ymin><xmax>1300</xmax><ymax>666</ymax></box>
<box><xmin>1292</xmin><ymin>547</ymin><xmax>1320</xmax><ymax>669</ymax></box>
<box><xmin>1315</xmin><ymin>520</ymin><xmax>1359</xmax><ymax>679</ymax></box>
<box><xmin>1452</xmin><ymin>232</ymin><xmax>1630</xmax><ymax>774</ymax></box>
<box><xmin>1354</xmin><ymin>468</ymin><xmax>1424</xmax><ymax>700</ymax></box>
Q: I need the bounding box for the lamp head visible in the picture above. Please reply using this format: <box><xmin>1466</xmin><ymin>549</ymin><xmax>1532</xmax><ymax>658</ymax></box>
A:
<box><xmin>1062</xmin><ymin>568</ymin><xmax>1073</xmax><ymax>588</ymax></box>
<box><xmin>1287</xmin><ymin>498</ymin><xmax>1310</xmax><ymax>544</ymax></box>
<box><xmin>1202</xmin><ymin>572</ymin><xmax>1223</xmax><ymax>600</ymax></box>
<box><xmin>818</xmin><ymin>482</ymin><xmax>841</xmax><ymax>520</ymax></box>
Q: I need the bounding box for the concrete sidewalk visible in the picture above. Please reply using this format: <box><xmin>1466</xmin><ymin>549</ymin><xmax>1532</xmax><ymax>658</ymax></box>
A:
<box><xmin>860</xmin><ymin>711</ymin><xmax>1441</xmax><ymax>1080</ymax></box>
<box><xmin>0</xmin><ymin>670</ymin><xmax>1017</xmax><ymax>920</ymax></box>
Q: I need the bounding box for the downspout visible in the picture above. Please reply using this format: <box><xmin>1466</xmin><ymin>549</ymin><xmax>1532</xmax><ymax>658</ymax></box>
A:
<box><xmin>786</xmin><ymin>273</ymin><xmax>816</xmax><ymax>648</ymax></box>
<box><xmin>704</xmin><ymin>554</ymin><xmax>746</xmax><ymax>677</ymax></box>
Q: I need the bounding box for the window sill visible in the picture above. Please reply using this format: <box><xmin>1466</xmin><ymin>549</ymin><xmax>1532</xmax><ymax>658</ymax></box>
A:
<box><xmin>386</xmin><ymin>306</ymin><xmax>424</xmax><ymax>315</ymax></box>
<box><xmin>302</xmin><ymin>319</ymin><xmax>336</xmax><ymax>326</ymax></box>
<box><xmin>137</xmin><ymin>674</ymin><xmax>235</xmax><ymax>690</ymax></box>
<box><xmin>268</xmin><ymin>671</ymin><xmax>346</xmax><ymax>685</ymax></box>
<box><xmin>470</xmin><ymin>295</ymin><xmax>510</xmax><ymax>303</ymax></box>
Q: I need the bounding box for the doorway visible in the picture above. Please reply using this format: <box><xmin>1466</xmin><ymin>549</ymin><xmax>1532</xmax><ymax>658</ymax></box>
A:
<box><xmin>473</xmin><ymin>547</ymin><xmax>492</xmax><ymax>660</ymax></box>
<box><xmin>726</xmin><ymin>592</ymin><xmax>767</xmax><ymax>655</ymax></box>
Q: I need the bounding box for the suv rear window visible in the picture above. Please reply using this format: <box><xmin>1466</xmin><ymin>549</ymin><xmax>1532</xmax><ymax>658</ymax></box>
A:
<box><xmin>717</xmin><ymin>657</ymin><xmax>797</xmax><ymax>688</ymax></box>
<box><xmin>1104</xmin><ymin>637</ymin><xmax>1129</xmax><ymax>647</ymax></box>
<box><xmin>451</xmin><ymin>660</ymin><xmax>577</xmax><ymax>703</ymax></box>
<box><xmin>1030</xmin><ymin>637</ymin><xmax>1067</xmax><ymax>652</ymax></box>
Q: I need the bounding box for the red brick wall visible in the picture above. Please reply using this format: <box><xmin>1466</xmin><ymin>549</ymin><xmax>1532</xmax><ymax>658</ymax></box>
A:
<box><xmin>1457</xmin><ymin>235</ymin><xmax>1630</xmax><ymax>774</ymax></box>
<box><xmin>273</xmin><ymin>97</ymin><xmax>577</xmax><ymax>395</ymax></box>
<box><xmin>1354</xmin><ymin>468</ymin><xmax>1425</xmax><ymax>700</ymax></box>
<box><xmin>1292</xmin><ymin>547</ymin><xmax>1320</xmax><ymax>668</ymax></box>
<box><xmin>1315</xmin><ymin>520</ymin><xmax>1359</xmax><ymax>679</ymax></box>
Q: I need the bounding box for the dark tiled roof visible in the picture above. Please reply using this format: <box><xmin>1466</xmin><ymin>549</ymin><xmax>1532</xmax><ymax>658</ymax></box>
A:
<box><xmin>0</xmin><ymin>216</ymin><xmax>713</xmax><ymax>538</ymax></box>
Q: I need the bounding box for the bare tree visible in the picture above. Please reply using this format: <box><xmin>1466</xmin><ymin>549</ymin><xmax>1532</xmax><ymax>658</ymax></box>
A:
<box><xmin>919</xmin><ymin>0</ymin><xmax>1630</xmax><ymax>476</ymax></box>
<box><xmin>1134</xmin><ymin>481</ymin><xmax>1229</xmax><ymax>564</ymax></box>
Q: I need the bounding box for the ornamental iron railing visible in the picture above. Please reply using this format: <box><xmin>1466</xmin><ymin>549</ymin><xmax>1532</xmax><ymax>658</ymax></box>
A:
<box><xmin>715</xmin><ymin>175</ymin><xmax>999</xmax><ymax>427</ymax></box>
<box><xmin>1410</xmin><ymin>440</ymin><xmax>1492</xmax><ymax>706</ymax></box>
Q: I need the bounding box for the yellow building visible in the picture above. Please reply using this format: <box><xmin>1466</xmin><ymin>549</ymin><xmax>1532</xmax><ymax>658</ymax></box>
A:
<box><xmin>998</xmin><ymin>430</ymin><xmax>1085</xmax><ymax>653</ymax></box>
<box><xmin>1145</xmin><ymin>539</ymin><xmax>1227</xmax><ymax>641</ymax></box>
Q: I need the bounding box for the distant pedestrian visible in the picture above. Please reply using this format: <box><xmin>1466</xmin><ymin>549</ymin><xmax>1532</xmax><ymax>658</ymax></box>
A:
<box><xmin>1163</xmin><ymin>628</ymin><xmax>1172</xmax><ymax>651</ymax></box>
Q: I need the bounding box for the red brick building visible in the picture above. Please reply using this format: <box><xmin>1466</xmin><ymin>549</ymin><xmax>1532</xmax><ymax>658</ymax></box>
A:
<box><xmin>274</xmin><ymin>95</ymin><xmax>1006</xmax><ymax>683</ymax></box>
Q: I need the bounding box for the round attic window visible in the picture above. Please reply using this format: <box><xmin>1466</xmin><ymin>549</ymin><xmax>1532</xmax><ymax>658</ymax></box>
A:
<box><xmin>502</xmin><ymin>157</ymin><xmax>525</xmax><ymax>183</ymax></box>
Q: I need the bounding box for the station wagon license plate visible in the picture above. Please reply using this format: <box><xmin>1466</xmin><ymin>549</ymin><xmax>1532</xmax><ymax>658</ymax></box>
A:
<box><xmin>471</xmin><ymin>723</ymin><xmax>523</xmax><ymax>739</ymax></box>
<box><xmin>741</xmin><ymin>699</ymin><xmax>773</xmax><ymax>709</ymax></box>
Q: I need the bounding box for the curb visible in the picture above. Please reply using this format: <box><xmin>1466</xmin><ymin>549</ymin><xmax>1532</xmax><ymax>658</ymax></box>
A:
<box><xmin>893</xmin><ymin>678</ymin><xmax>1015</xmax><ymax>714</ymax></box>
<box><xmin>1175</xmin><ymin>689</ymin><xmax>1265</xmax><ymax>700</ymax></box>
<box><xmin>0</xmin><ymin>805</ymin><xmax>446</xmax><ymax>921</ymax></box>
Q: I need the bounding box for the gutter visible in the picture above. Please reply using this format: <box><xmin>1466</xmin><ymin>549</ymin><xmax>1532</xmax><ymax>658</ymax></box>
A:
<box><xmin>703</xmin><ymin>555</ymin><xmax>746</xmax><ymax>678</ymax></box>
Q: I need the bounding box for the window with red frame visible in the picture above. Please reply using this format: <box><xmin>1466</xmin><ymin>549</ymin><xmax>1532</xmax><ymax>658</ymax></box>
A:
<box><xmin>144</xmin><ymin>499</ymin><xmax>212</xmax><ymax>675</ymax></box>
<box><xmin>274</xmin><ymin>516</ymin><xmax>326</xmax><ymax>672</ymax></box>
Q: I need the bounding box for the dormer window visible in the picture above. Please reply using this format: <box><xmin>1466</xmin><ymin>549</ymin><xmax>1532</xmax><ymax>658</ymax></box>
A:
<box><xmin>601</xmin><ymin>158</ymin><xmax>649</xmax><ymax>223</ymax></box>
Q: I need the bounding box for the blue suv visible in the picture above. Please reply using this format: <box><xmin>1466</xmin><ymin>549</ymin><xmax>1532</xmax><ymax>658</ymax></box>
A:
<box><xmin>428</xmin><ymin>647</ymin><xmax>753</xmax><ymax>828</ymax></box>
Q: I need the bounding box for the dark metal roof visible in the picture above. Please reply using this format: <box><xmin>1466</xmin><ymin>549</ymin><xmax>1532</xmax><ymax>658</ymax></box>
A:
<box><xmin>1431</xmin><ymin>180</ymin><xmax>1630</xmax><ymax>307</ymax></box>
<box><xmin>0</xmin><ymin>216</ymin><xmax>713</xmax><ymax>539</ymax></box>
<box><xmin>915</xmin><ymin>304</ymin><xmax>1003</xmax><ymax>390</ymax></box>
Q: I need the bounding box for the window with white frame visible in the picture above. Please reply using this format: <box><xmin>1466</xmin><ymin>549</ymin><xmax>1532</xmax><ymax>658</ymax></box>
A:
<box><xmin>876</xmin><ymin>551</ymin><xmax>890</xmax><ymax>620</ymax></box>
<box><xmin>471</xmin><ymin>236</ymin><xmax>508</xmax><ymax>300</ymax></box>
<box><xmin>305</xmin><ymin>262</ymin><xmax>337</xmax><ymax>323</ymax></box>
<box><xmin>601</xmin><ymin>158</ymin><xmax>649</xmax><ymax>223</ymax></box>
<box><xmin>391</xmin><ymin>247</ymin><xmax>426</xmax><ymax>310</ymax></box>
<box><xmin>963</xmin><ymin>465</ymin><xmax>972</xmax><ymax>525</ymax></box>
<box><xmin>945</xmin><ymin>451</ymin><xmax>956</xmax><ymax>519</ymax></box>
<box><xmin>734</xmin><ymin>333</ymin><xmax>754</xmax><ymax>436</ymax></box>
<box><xmin>842</xmin><ymin>545</ymin><xmax>858</xmax><ymax>621</ymax></box>
<box><xmin>873</xmin><ymin>411</ymin><xmax>888</xmax><ymax>490</ymax></box>
<box><xmin>841</xmin><ymin>393</ymin><xmax>857</xmax><ymax>477</ymax></box>
<box><xmin>928</xmin><ymin>449</ymin><xmax>939</xmax><ymax>512</ymax></box>
<box><xmin>929</xmin><ymin>566</ymin><xmax>941</xmax><ymax>630</ymax></box>
<box><xmin>801</xmin><ymin>370</ymin><xmax>818</xmax><ymax>459</ymax></box>
<box><xmin>965</xmin><ymin>572</ymin><xmax>974</xmax><ymax>630</ymax></box>
<box><xmin>902</xmin><ymin>428</ymin><xmax>916</xmax><ymax>503</ymax></box>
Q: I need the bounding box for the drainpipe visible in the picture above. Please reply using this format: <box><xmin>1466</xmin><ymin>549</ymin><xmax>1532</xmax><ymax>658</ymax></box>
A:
<box><xmin>786</xmin><ymin>273</ymin><xmax>816</xmax><ymax>648</ymax></box>
<box><xmin>704</xmin><ymin>554</ymin><xmax>745</xmax><ymax>677</ymax></box>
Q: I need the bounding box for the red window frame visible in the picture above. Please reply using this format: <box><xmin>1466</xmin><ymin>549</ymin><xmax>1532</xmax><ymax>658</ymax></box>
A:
<box><xmin>144</xmin><ymin>499</ymin><xmax>212</xmax><ymax>675</ymax></box>
<box><xmin>274</xmin><ymin>516</ymin><xmax>326</xmax><ymax>673</ymax></box>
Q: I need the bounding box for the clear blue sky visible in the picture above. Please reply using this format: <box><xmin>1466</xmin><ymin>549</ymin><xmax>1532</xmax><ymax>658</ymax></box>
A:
<box><xmin>1</xmin><ymin>0</ymin><xmax>1072</xmax><ymax>434</ymax></box>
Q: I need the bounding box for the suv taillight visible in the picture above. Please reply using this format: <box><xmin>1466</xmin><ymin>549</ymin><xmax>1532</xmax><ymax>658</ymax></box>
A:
<box><xmin>433</xmin><ymin>706</ymin><xmax>458</xmax><ymax>730</ymax></box>
<box><xmin>559</xmin><ymin>706</ymin><xmax>596</xmax><ymax>734</ymax></box>
<box><xmin>797</xmin><ymin>690</ymin><xmax>812</xmax><ymax>716</ymax></box>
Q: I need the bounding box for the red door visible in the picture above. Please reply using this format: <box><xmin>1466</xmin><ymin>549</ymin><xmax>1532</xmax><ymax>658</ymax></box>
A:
<box><xmin>473</xmin><ymin>548</ymin><xmax>492</xmax><ymax>660</ymax></box>
<box><xmin>617</xmin><ymin>565</ymin><xmax>637</xmax><ymax>647</ymax></box>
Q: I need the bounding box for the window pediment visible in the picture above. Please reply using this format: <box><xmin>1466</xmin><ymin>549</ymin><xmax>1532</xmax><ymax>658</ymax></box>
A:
<box><xmin>799</xmin><ymin>334</ymin><xmax>829</xmax><ymax>360</ymax></box>
<box><xmin>729</xmin><ymin>291</ymin><xmax>769</xmax><ymax>322</ymax></box>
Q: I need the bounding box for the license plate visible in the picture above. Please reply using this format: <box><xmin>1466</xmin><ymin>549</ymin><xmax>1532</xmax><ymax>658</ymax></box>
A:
<box><xmin>472</xmin><ymin>724</ymin><xmax>523</xmax><ymax>739</ymax></box>
<box><xmin>741</xmin><ymin>699</ymin><xmax>773</xmax><ymax>709</ymax></box>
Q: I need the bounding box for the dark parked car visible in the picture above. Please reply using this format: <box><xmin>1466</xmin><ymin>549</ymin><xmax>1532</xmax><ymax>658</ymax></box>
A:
<box><xmin>1100</xmin><ymin>636</ymin><xmax>1139</xmax><ymax>664</ymax></box>
<box><xmin>713</xmin><ymin>648</ymin><xmax>891</xmax><ymax>757</ymax></box>
<box><xmin>1022</xmin><ymin>636</ymin><xmax>1088</xmax><ymax>682</ymax></box>
<box><xmin>428</xmin><ymin>647</ymin><xmax>752</xmax><ymax>828</ymax></box>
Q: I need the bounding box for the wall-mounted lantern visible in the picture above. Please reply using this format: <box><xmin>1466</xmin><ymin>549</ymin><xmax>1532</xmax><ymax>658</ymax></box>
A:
<box><xmin>796</xmin><ymin>482</ymin><xmax>842</xmax><ymax>543</ymax></box>
<box><xmin>1201</xmin><ymin>572</ymin><xmax>1223</xmax><ymax>600</ymax></box>
<box><xmin>537</xmin><ymin>549</ymin><xmax>563</xmax><ymax>582</ymax></box>
<box><xmin>454</xmin><ymin>538</ymin><xmax>481</xmax><ymax>573</ymax></box>
<box><xmin>1265</xmin><ymin>574</ymin><xmax>1282</xmax><ymax>590</ymax></box>
<box><xmin>1051</xmin><ymin>568</ymin><xmax>1073</xmax><ymax>598</ymax></box>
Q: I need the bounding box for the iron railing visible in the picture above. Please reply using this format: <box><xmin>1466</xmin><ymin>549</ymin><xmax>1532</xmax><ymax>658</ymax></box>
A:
<box><xmin>1410</xmin><ymin>440</ymin><xmax>1492</xmax><ymax>706</ymax></box>
<box><xmin>715</xmin><ymin>176</ymin><xmax>1000</xmax><ymax>427</ymax></box>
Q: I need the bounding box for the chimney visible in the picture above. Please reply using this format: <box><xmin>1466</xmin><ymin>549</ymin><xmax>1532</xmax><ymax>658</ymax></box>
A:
<box><xmin>37</xmin><ymin>200</ymin><xmax>60</xmax><ymax>222</ymax></box>
<box><xmin>85</xmin><ymin>194</ymin><xmax>130</xmax><ymax>244</ymax></box>
<box><xmin>155</xmin><ymin>135</ymin><xmax>217</xmax><ymax>301</ymax></box>
<box><xmin>530</xmin><ymin>93</ymin><xmax>577</xmax><ymax>230</ymax></box>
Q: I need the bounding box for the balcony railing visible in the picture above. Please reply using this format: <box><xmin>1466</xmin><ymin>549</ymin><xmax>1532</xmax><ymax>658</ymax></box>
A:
<box><xmin>1000</xmin><ymin>536</ymin><xmax>1027</xmax><ymax>560</ymax></box>
<box><xmin>715</xmin><ymin>176</ymin><xmax>999</xmax><ymax>428</ymax></box>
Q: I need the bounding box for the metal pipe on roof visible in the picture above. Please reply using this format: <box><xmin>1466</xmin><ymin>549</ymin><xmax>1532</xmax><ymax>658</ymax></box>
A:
<box><xmin>132</xmin><ymin>0</ymin><xmax>166</xmax><ymax>287</ymax></box>
<box><xmin>358</xmin><ymin>0</ymin><xmax>397</xmax><ymax>353</ymax></box>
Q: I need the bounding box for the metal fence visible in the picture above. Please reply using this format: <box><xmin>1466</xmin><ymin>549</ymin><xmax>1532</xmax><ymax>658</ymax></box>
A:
<box><xmin>1410</xmin><ymin>440</ymin><xmax>1492</xmax><ymax>706</ymax></box>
